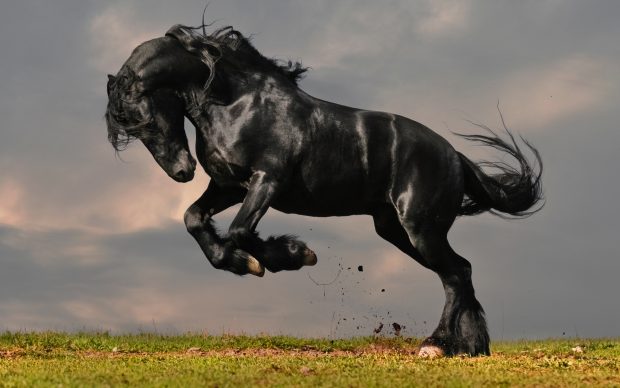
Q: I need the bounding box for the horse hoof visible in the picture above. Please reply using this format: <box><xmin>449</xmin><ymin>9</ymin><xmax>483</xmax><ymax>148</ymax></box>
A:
<box><xmin>302</xmin><ymin>248</ymin><xmax>317</xmax><ymax>266</ymax></box>
<box><xmin>247</xmin><ymin>256</ymin><xmax>265</xmax><ymax>277</ymax></box>
<box><xmin>417</xmin><ymin>345</ymin><xmax>445</xmax><ymax>358</ymax></box>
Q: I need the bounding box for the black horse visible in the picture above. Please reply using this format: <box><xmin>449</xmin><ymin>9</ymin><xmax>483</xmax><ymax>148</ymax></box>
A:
<box><xmin>105</xmin><ymin>24</ymin><xmax>543</xmax><ymax>356</ymax></box>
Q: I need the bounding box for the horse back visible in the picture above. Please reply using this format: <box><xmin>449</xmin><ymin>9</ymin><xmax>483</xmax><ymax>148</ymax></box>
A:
<box><xmin>277</xmin><ymin>96</ymin><xmax>459</xmax><ymax>216</ymax></box>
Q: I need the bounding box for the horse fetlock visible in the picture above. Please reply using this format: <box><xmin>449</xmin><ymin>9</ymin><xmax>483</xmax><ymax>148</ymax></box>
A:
<box><xmin>283</xmin><ymin>238</ymin><xmax>308</xmax><ymax>262</ymax></box>
<box><xmin>424</xmin><ymin>301</ymin><xmax>490</xmax><ymax>356</ymax></box>
<box><xmin>290</xmin><ymin>242</ymin><xmax>317</xmax><ymax>267</ymax></box>
<box><xmin>454</xmin><ymin>304</ymin><xmax>490</xmax><ymax>355</ymax></box>
<box><xmin>228</xmin><ymin>228</ymin><xmax>261</xmax><ymax>252</ymax></box>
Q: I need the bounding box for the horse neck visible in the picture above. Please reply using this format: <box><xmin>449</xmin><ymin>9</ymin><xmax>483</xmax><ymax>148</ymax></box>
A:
<box><xmin>186</xmin><ymin>71</ymin><xmax>304</xmax><ymax>152</ymax></box>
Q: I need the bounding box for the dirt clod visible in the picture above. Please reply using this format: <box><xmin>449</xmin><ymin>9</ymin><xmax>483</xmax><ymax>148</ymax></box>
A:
<box><xmin>392</xmin><ymin>322</ymin><xmax>402</xmax><ymax>336</ymax></box>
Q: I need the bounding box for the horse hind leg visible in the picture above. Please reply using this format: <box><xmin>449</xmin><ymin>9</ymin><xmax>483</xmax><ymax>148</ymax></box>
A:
<box><xmin>400</xmin><ymin>217</ymin><xmax>490</xmax><ymax>356</ymax></box>
<box><xmin>372</xmin><ymin>206</ymin><xmax>426</xmax><ymax>266</ymax></box>
<box><xmin>384</xmin><ymin>164</ymin><xmax>490</xmax><ymax>356</ymax></box>
<box><xmin>374</xmin><ymin>204</ymin><xmax>488</xmax><ymax>356</ymax></box>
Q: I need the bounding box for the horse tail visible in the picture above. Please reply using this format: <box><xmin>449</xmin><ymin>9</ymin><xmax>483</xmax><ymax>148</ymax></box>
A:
<box><xmin>456</xmin><ymin>123</ymin><xmax>544</xmax><ymax>218</ymax></box>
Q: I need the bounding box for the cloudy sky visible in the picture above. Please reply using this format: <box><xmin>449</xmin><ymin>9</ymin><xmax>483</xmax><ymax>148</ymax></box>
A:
<box><xmin>1</xmin><ymin>0</ymin><xmax>619</xmax><ymax>339</ymax></box>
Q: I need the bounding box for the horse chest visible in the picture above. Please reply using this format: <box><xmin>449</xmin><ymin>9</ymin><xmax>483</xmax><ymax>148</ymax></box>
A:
<box><xmin>199</xmin><ymin>149</ymin><xmax>251</xmax><ymax>187</ymax></box>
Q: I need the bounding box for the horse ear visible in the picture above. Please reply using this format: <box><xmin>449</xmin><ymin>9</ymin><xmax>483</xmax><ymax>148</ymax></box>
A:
<box><xmin>107</xmin><ymin>74</ymin><xmax>116</xmax><ymax>96</ymax></box>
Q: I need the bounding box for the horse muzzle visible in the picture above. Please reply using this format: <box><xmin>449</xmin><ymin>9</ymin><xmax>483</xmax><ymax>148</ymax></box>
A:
<box><xmin>168</xmin><ymin>150</ymin><xmax>196</xmax><ymax>182</ymax></box>
<box><xmin>171</xmin><ymin>167</ymin><xmax>195</xmax><ymax>182</ymax></box>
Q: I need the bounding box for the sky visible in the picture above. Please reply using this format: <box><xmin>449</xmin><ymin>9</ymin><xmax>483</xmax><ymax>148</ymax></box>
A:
<box><xmin>1</xmin><ymin>0</ymin><xmax>619</xmax><ymax>339</ymax></box>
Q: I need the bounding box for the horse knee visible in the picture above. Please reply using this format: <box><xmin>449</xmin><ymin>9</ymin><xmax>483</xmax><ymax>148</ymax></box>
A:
<box><xmin>184</xmin><ymin>205</ymin><xmax>205</xmax><ymax>234</ymax></box>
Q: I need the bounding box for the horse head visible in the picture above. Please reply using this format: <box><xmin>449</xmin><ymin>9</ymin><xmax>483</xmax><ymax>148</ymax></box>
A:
<box><xmin>105</xmin><ymin>24</ymin><xmax>305</xmax><ymax>182</ymax></box>
<box><xmin>105</xmin><ymin>33</ymin><xmax>212</xmax><ymax>182</ymax></box>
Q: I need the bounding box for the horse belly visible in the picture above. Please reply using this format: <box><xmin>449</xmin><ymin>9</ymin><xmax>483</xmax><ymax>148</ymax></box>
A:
<box><xmin>271</xmin><ymin>190</ymin><xmax>367</xmax><ymax>216</ymax></box>
<box><xmin>272</xmin><ymin>165</ymin><xmax>374</xmax><ymax>216</ymax></box>
<box><xmin>273</xmin><ymin>119</ymin><xmax>393</xmax><ymax>216</ymax></box>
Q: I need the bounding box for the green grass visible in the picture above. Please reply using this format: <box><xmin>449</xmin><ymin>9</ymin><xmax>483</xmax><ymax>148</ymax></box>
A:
<box><xmin>1</xmin><ymin>332</ymin><xmax>619</xmax><ymax>387</ymax></box>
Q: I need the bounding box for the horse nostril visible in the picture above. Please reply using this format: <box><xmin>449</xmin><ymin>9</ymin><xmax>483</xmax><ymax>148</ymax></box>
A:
<box><xmin>173</xmin><ymin>169</ymin><xmax>189</xmax><ymax>181</ymax></box>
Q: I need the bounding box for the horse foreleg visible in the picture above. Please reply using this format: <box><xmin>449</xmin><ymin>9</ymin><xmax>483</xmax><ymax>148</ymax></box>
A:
<box><xmin>184</xmin><ymin>181</ymin><xmax>265</xmax><ymax>276</ymax></box>
<box><xmin>227</xmin><ymin>171</ymin><xmax>317</xmax><ymax>272</ymax></box>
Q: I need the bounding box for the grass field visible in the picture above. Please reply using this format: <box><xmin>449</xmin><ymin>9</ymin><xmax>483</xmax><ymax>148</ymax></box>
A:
<box><xmin>1</xmin><ymin>332</ymin><xmax>619</xmax><ymax>387</ymax></box>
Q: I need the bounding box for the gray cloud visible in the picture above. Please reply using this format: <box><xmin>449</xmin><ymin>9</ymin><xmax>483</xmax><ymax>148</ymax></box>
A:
<box><xmin>1</xmin><ymin>0</ymin><xmax>619</xmax><ymax>339</ymax></box>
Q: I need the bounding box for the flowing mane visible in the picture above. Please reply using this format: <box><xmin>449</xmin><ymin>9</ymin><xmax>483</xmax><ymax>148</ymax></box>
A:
<box><xmin>105</xmin><ymin>66</ymin><xmax>154</xmax><ymax>152</ymax></box>
<box><xmin>168</xmin><ymin>24</ymin><xmax>308</xmax><ymax>88</ymax></box>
